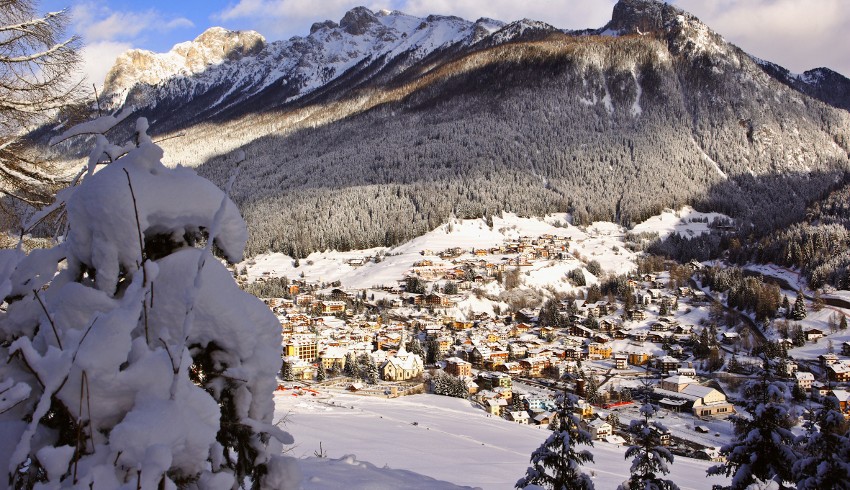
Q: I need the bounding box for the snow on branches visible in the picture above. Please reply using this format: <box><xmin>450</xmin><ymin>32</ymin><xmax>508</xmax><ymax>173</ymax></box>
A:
<box><xmin>0</xmin><ymin>113</ymin><xmax>298</xmax><ymax>488</ymax></box>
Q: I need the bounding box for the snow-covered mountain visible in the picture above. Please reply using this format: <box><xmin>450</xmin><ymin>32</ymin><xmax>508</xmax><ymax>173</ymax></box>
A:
<box><xmin>100</xmin><ymin>8</ymin><xmax>507</xmax><ymax>128</ymax></box>
<box><xmin>75</xmin><ymin>0</ymin><xmax>850</xmax><ymax>258</ymax></box>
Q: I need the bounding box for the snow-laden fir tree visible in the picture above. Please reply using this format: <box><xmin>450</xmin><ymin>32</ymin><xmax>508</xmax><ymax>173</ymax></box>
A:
<box><xmin>344</xmin><ymin>352</ymin><xmax>357</xmax><ymax>377</ymax></box>
<box><xmin>792</xmin><ymin>395</ymin><xmax>850</xmax><ymax>490</ymax></box>
<box><xmin>790</xmin><ymin>293</ymin><xmax>807</xmax><ymax>321</ymax></box>
<box><xmin>0</xmin><ymin>114</ymin><xmax>298</xmax><ymax>488</ymax></box>
<box><xmin>431</xmin><ymin>370</ymin><xmax>466</xmax><ymax>398</ymax></box>
<box><xmin>281</xmin><ymin>357</ymin><xmax>295</xmax><ymax>381</ymax></box>
<box><xmin>516</xmin><ymin>391</ymin><xmax>595</xmax><ymax>490</ymax></box>
<box><xmin>316</xmin><ymin>361</ymin><xmax>326</xmax><ymax>382</ymax></box>
<box><xmin>708</xmin><ymin>359</ymin><xmax>797</xmax><ymax>489</ymax></box>
<box><xmin>618</xmin><ymin>403</ymin><xmax>678</xmax><ymax>490</ymax></box>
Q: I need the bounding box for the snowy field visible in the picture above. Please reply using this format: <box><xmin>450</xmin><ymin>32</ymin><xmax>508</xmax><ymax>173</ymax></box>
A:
<box><xmin>275</xmin><ymin>392</ymin><xmax>729</xmax><ymax>489</ymax></box>
<box><xmin>631</xmin><ymin>206</ymin><xmax>729</xmax><ymax>241</ymax></box>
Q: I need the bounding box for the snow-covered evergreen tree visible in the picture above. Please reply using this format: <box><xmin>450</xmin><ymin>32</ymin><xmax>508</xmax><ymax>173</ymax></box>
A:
<box><xmin>281</xmin><ymin>357</ymin><xmax>295</xmax><ymax>381</ymax></box>
<box><xmin>792</xmin><ymin>396</ymin><xmax>850</xmax><ymax>490</ymax></box>
<box><xmin>0</xmin><ymin>115</ymin><xmax>298</xmax><ymax>487</ymax></box>
<box><xmin>618</xmin><ymin>403</ymin><xmax>678</xmax><ymax>490</ymax></box>
<box><xmin>344</xmin><ymin>352</ymin><xmax>358</xmax><ymax>377</ymax></box>
<box><xmin>708</xmin><ymin>360</ymin><xmax>798</xmax><ymax>489</ymax></box>
<box><xmin>316</xmin><ymin>361</ymin><xmax>326</xmax><ymax>382</ymax></box>
<box><xmin>791</xmin><ymin>293</ymin><xmax>807</xmax><ymax>320</ymax></box>
<box><xmin>406</xmin><ymin>336</ymin><xmax>424</xmax><ymax>357</ymax></box>
<box><xmin>431</xmin><ymin>370</ymin><xmax>466</xmax><ymax>398</ymax></box>
<box><xmin>516</xmin><ymin>392</ymin><xmax>595</xmax><ymax>490</ymax></box>
<box><xmin>584</xmin><ymin>372</ymin><xmax>600</xmax><ymax>405</ymax></box>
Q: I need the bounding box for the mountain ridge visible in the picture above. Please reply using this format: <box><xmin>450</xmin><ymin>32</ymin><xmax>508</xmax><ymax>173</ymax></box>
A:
<box><xmin>57</xmin><ymin>1</ymin><xmax>850</xmax><ymax>257</ymax></box>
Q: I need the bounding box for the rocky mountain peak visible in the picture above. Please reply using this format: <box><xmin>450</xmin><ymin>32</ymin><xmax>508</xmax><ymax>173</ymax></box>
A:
<box><xmin>339</xmin><ymin>6</ymin><xmax>380</xmax><ymax>35</ymax></box>
<box><xmin>102</xmin><ymin>27</ymin><xmax>265</xmax><ymax>98</ymax></box>
<box><xmin>310</xmin><ymin>20</ymin><xmax>339</xmax><ymax>35</ymax></box>
<box><xmin>606</xmin><ymin>0</ymin><xmax>685</xmax><ymax>34</ymax></box>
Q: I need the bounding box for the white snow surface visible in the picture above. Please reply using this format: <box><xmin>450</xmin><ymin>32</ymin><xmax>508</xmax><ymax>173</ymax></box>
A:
<box><xmin>276</xmin><ymin>392</ymin><xmax>729</xmax><ymax>489</ymax></box>
<box><xmin>631</xmin><ymin>206</ymin><xmax>730</xmax><ymax>241</ymax></box>
<box><xmin>244</xmin><ymin>213</ymin><xmax>638</xmax><ymax>289</ymax></box>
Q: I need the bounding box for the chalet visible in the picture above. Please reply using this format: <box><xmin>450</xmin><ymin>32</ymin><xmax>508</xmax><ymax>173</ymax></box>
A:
<box><xmin>495</xmin><ymin>361</ymin><xmax>522</xmax><ymax>375</ymax></box>
<box><xmin>827</xmin><ymin>390</ymin><xmax>850</xmax><ymax>412</ymax></box>
<box><xmin>691</xmin><ymin>291</ymin><xmax>708</xmax><ymax>303</ymax></box>
<box><xmin>676</xmin><ymin>367</ymin><xmax>697</xmax><ymax>377</ymax></box>
<box><xmin>794</xmin><ymin>372</ymin><xmax>814</xmax><ymax>392</ymax></box>
<box><xmin>655</xmin><ymin>356</ymin><xmax>680</xmax><ymax>373</ymax></box>
<box><xmin>782</xmin><ymin>360</ymin><xmax>799</xmax><ymax>377</ymax></box>
<box><xmin>812</xmin><ymin>381</ymin><xmax>831</xmax><ymax>398</ymax></box>
<box><xmin>627</xmin><ymin>309</ymin><xmax>646</xmax><ymax>321</ymax></box>
<box><xmin>650</xmin><ymin>426</ymin><xmax>672</xmax><ymax>446</ymax></box>
<box><xmin>650</xmin><ymin>321</ymin><xmax>673</xmax><ymax>332</ymax></box>
<box><xmin>470</xmin><ymin>346</ymin><xmax>491</xmax><ymax>366</ymax></box>
<box><xmin>655</xmin><ymin>375</ymin><xmax>734</xmax><ymax>418</ymax></box>
<box><xmin>843</xmin><ymin>341</ymin><xmax>850</xmax><ymax>356</ymax></box>
<box><xmin>659</xmin><ymin>294</ymin><xmax>678</xmax><ymax>310</ymax></box>
<box><xmin>628</xmin><ymin>352</ymin><xmax>651</xmax><ymax>366</ymax></box>
<box><xmin>519</xmin><ymin>357</ymin><xmax>549</xmax><ymax>377</ymax></box>
<box><xmin>614</xmin><ymin>354</ymin><xmax>629</xmax><ymax>370</ymax></box>
<box><xmin>567</xmin><ymin>324</ymin><xmax>595</xmax><ymax>338</ymax></box>
<box><xmin>827</xmin><ymin>362</ymin><xmax>850</xmax><ymax>383</ymax></box>
<box><xmin>508</xmin><ymin>343</ymin><xmax>528</xmax><ymax>358</ymax></box>
<box><xmin>805</xmin><ymin>328</ymin><xmax>825</xmax><ymax>342</ymax></box>
<box><xmin>586</xmin><ymin>419</ymin><xmax>613</xmax><ymax>440</ymax></box>
<box><xmin>525</xmin><ymin>396</ymin><xmax>556</xmax><ymax>412</ymax></box>
<box><xmin>485</xmin><ymin>398</ymin><xmax>508</xmax><ymax>416</ymax></box>
<box><xmin>587</xmin><ymin>342</ymin><xmax>613</xmax><ymax>360</ymax></box>
<box><xmin>574</xmin><ymin>400</ymin><xmax>594</xmax><ymax>419</ymax></box>
<box><xmin>318</xmin><ymin>300</ymin><xmax>346</xmax><ymax>314</ymax></box>
<box><xmin>819</xmin><ymin>353</ymin><xmax>840</xmax><ymax>366</ymax></box>
<box><xmin>508</xmin><ymin>411</ymin><xmax>530</xmax><ymax>424</ymax></box>
<box><xmin>444</xmin><ymin>357</ymin><xmax>472</xmax><ymax>377</ymax></box>
<box><xmin>533</xmin><ymin>412</ymin><xmax>554</xmax><ymax>426</ymax></box>
<box><xmin>477</xmin><ymin>372</ymin><xmax>512</xmax><ymax>391</ymax></box>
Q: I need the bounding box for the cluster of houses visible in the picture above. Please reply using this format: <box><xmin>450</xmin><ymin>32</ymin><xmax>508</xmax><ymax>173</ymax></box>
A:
<box><xmin>791</xmin><ymin>354</ymin><xmax>850</xmax><ymax>412</ymax></box>
<box><xmin>252</xmin><ymin>231</ymin><xmax>850</xmax><ymax>426</ymax></box>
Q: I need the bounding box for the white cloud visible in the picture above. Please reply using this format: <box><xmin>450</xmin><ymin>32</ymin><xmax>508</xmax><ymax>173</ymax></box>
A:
<box><xmin>390</xmin><ymin>0</ymin><xmax>615</xmax><ymax>29</ymax></box>
<box><xmin>673</xmin><ymin>0</ymin><xmax>850</xmax><ymax>76</ymax></box>
<box><xmin>213</xmin><ymin>0</ymin><xmax>616</xmax><ymax>39</ymax></box>
<box><xmin>214</xmin><ymin>0</ymin><xmax>361</xmax><ymax>38</ymax></box>
<box><xmin>71</xmin><ymin>3</ymin><xmax>194</xmax><ymax>42</ymax></box>
<box><xmin>68</xmin><ymin>2</ymin><xmax>196</xmax><ymax>88</ymax></box>
<box><xmin>80</xmin><ymin>40</ymin><xmax>132</xmax><ymax>87</ymax></box>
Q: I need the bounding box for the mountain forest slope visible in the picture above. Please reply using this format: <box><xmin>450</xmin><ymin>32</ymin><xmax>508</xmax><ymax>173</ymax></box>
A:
<box><xmin>54</xmin><ymin>0</ymin><xmax>850</xmax><ymax>257</ymax></box>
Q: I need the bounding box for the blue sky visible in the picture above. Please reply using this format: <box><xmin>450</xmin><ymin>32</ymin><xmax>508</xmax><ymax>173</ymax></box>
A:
<box><xmin>39</xmin><ymin>0</ymin><xmax>850</xmax><ymax>85</ymax></box>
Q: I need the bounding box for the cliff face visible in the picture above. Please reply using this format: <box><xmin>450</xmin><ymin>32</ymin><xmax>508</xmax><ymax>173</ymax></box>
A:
<box><xmin>103</xmin><ymin>28</ymin><xmax>266</xmax><ymax>101</ymax></box>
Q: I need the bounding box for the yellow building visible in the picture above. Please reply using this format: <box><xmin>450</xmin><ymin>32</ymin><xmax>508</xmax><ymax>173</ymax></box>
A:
<box><xmin>284</xmin><ymin>336</ymin><xmax>318</xmax><ymax>362</ymax></box>
<box><xmin>628</xmin><ymin>352</ymin><xmax>651</xmax><ymax>366</ymax></box>
<box><xmin>588</xmin><ymin>343</ymin><xmax>612</xmax><ymax>360</ymax></box>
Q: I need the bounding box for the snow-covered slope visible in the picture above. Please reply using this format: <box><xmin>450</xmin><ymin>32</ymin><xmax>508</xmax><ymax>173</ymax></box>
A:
<box><xmin>276</xmin><ymin>392</ymin><xmax>730</xmax><ymax>489</ymax></box>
